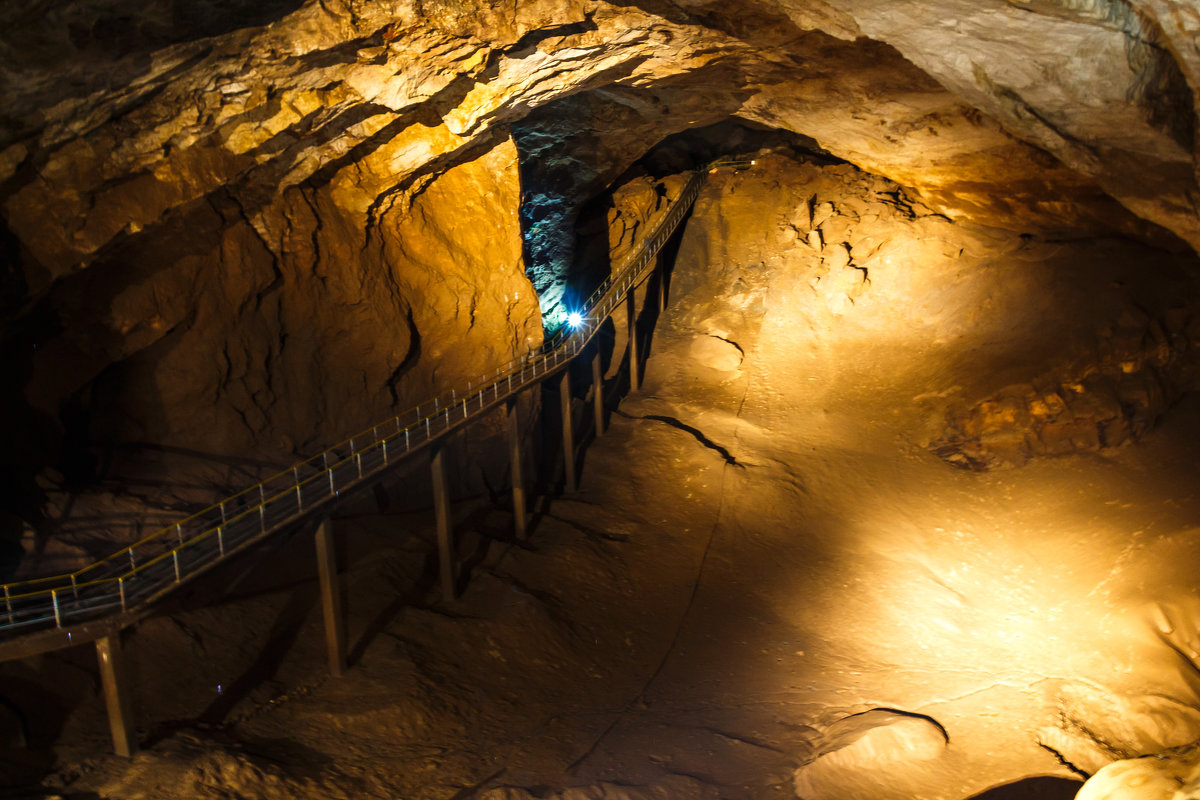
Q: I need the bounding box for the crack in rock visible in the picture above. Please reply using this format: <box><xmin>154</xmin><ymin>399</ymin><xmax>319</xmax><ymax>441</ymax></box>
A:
<box><xmin>1037</xmin><ymin>740</ymin><xmax>1093</xmax><ymax>780</ymax></box>
<box><xmin>707</xmin><ymin>333</ymin><xmax>745</xmax><ymax>358</ymax></box>
<box><xmin>617</xmin><ymin>410</ymin><xmax>743</xmax><ymax>467</ymax></box>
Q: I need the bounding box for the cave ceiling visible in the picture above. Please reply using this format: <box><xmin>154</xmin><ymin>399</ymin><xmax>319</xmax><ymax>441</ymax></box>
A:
<box><xmin>3</xmin><ymin>0</ymin><xmax>1198</xmax><ymax>289</ymax></box>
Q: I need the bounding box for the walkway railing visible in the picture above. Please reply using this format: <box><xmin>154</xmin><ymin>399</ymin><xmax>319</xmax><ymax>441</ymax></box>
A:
<box><xmin>0</xmin><ymin>166</ymin><xmax>707</xmax><ymax>643</ymax></box>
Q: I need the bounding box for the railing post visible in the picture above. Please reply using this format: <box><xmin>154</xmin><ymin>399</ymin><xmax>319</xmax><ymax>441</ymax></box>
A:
<box><xmin>430</xmin><ymin>445</ymin><xmax>456</xmax><ymax>602</ymax></box>
<box><xmin>591</xmin><ymin>350</ymin><xmax>605</xmax><ymax>436</ymax></box>
<box><xmin>96</xmin><ymin>632</ymin><xmax>137</xmax><ymax>758</ymax></box>
<box><xmin>627</xmin><ymin>291</ymin><xmax>640</xmax><ymax>392</ymax></box>
<box><xmin>314</xmin><ymin>516</ymin><xmax>346</xmax><ymax>677</ymax></box>
<box><xmin>3</xmin><ymin>585</ymin><xmax>11</xmax><ymax>625</ymax></box>
<box><xmin>560</xmin><ymin>369</ymin><xmax>577</xmax><ymax>493</ymax></box>
<box><xmin>507</xmin><ymin>396</ymin><xmax>527</xmax><ymax>541</ymax></box>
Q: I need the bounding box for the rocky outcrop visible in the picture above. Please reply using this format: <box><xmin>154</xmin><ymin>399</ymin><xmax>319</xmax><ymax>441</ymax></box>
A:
<box><xmin>1075</xmin><ymin>743</ymin><xmax>1200</xmax><ymax>799</ymax></box>
<box><xmin>932</xmin><ymin>308</ymin><xmax>1200</xmax><ymax>469</ymax></box>
<box><xmin>792</xmin><ymin>709</ymin><xmax>950</xmax><ymax>799</ymax></box>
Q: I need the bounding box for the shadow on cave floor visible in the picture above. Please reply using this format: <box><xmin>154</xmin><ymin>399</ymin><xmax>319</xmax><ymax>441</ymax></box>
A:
<box><xmin>966</xmin><ymin>776</ymin><xmax>1084</xmax><ymax>799</ymax></box>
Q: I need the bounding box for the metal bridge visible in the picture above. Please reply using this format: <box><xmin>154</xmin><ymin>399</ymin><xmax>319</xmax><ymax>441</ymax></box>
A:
<box><xmin>0</xmin><ymin>163</ymin><xmax>709</xmax><ymax>757</ymax></box>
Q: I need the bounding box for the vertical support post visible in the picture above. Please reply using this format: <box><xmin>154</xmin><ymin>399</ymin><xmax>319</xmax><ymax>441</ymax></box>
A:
<box><xmin>506</xmin><ymin>396</ymin><xmax>527</xmax><ymax>541</ymax></box>
<box><xmin>430</xmin><ymin>446</ymin><xmax>456</xmax><ymax>602</ymax></box>
<box><xmin>627</xmin><ymin>291</ymin><xmax>640</xmax><ymax>392</ymax></box>
<box><xmin>658</xmin><ymin>257</ymin><xmax>668</xmax><ymax>313</ymax></box>
<box><xmin>591</xmin><ymin>351</ymin><xmax>605</xmax><ymax>436</ymax></box>
<box><xmin>560</xmin><ymin>369</ymin><xmax>577</xmax><ymax>493</ymax></box>
<box><xmin>96</xmin><ymin>632</ymin><xmax>137</xmax><ymax>758</ymax></box>
<box><xmin>314</xmin><ymin>516</ymin><xmax>345</xmax><ymax>677</ymax></box>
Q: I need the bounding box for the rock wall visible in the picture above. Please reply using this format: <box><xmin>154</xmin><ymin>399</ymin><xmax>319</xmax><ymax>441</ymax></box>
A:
<box><xmin>5</xmin><ymin>134</ymin><xmax>540</xmax><ymax>569</ymax></box>
<box><xmin>932</xmin><ymin>307</ymin><xmax>1200</xmax><ymax>470</ymax></box>
<box><xmin>669</xmin><ymin>150</ymin><xmax>1200</xmax><ymax>470</ymax></box>
<box><xmin>4</xmin><ymin>0</ymin><xmax>1200</xmax><ymax>543</ymax></box>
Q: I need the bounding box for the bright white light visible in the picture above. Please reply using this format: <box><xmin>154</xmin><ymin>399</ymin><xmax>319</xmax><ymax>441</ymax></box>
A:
<box><xmin>567</xmin><ymin>311</ymin><xmax>584</xmax><ymax>328</ymax></box>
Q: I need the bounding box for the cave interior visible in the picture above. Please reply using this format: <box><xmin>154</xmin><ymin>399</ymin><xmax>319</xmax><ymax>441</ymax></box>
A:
<box><xmin>4</xmin><ymin>1</ymin><xmax>1200</xmax><ymax>798</ymax></box>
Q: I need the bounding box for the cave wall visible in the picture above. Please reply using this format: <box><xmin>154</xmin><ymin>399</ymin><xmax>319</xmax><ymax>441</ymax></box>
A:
<box><xmin>669</xmin><ymin>149</ymin><xmax>1200</xmax><ymax>468</ymax></box>
<box><xmin>4</xmin><ymin>0</ymin><xmax>1200</xmax><ymax>526</ymax></box>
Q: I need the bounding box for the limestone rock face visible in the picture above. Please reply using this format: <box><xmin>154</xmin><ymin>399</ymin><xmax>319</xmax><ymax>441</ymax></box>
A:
<box><xmin>822</xmin><ymin>0</ymin><xmax>1200</xmax><ymax>248</ymax></box>
<box><xmin>932</xmin><ymin>305</ymin><xmax>1200</xmax><ymax>470</ymax></box>
<box><xmin>1075</xmin><ymin>743</ymin><xmax>1200</xmax><ymax>800</ymax></box>
<box><xmin>5</xmin><ymin>0</ymin><xmax>1200</xmax><ymax>536</ymax></box>
<box><xmin>792</xmin><ymin>709</ymin><xmax>950</xmax><ymax>799</ymax></box>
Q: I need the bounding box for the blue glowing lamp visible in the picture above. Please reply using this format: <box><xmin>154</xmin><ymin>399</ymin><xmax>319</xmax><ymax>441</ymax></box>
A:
<box><xmin>566</xmin><ymin>311</ymin><xmax>584</xmax><ymax>329</ymax></box>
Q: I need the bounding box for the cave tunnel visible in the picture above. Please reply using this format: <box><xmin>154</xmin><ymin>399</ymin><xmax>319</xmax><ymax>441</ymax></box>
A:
<box><xmin>3</xmin><ymin>1</ymin><xmax>1200</xmax><ymax>799</ymax></box>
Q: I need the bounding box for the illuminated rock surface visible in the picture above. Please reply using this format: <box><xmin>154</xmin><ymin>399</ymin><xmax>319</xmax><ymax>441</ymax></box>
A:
<box><xmin>1075</xmin><ymin>744</ymin><xmax>1200</xmax><ymax>800</ymax></box>
<box><xmin>3</xmin><ymin>2</ymin><xmax>1200</xmax><ymax>800</ymax></box>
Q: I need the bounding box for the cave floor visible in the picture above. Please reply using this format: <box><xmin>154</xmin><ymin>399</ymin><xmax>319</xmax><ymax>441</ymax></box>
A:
<box><xmin>13</xmin><ymin>295</ymin><xmax>1200</xmax><ymax>800</ymax></box>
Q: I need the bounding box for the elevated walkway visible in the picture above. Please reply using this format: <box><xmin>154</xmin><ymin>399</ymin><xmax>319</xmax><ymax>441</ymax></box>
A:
<box><xmin>0</xmin><ymin>163</ymin><xmax>714</xmax><ymax>756</ymax></box>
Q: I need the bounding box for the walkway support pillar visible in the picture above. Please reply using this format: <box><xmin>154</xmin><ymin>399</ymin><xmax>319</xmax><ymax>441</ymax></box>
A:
<box><xmin>507</xmin><ymin>396</ymin><xmax>527</xmax><ymax>540</ymax></box>
<box><xmin>560</xmin><ymin>370</ymin><xmax>577</xmax><ymax>493</ymax></box>
<box><xmin>591</xmin><ymin>351</ymin><xmax>605</xmax><ymax>436</ymax></box>
<box><xmin>627</xmin><ymin>292</ymin><xmax>640</xmax><ymax>392</ymax></box>
<box><xmin>314</xmin><ymin>516</ymin><xmax>345</xmax><ymax>677</ymax></box>
<box><xmin>658</xmin><ymin>256</ymin><xmax>668</xmax><ymax>314</ymax></box>
<box><xmin>96</xmin><ymin>631</ymin><xmax>137</xmax><ymax>758</ymax></box>
<box><xmin>431</xmin><ymin>445</ymin><xmax>456</xmax><ymax>602</ymax></box>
